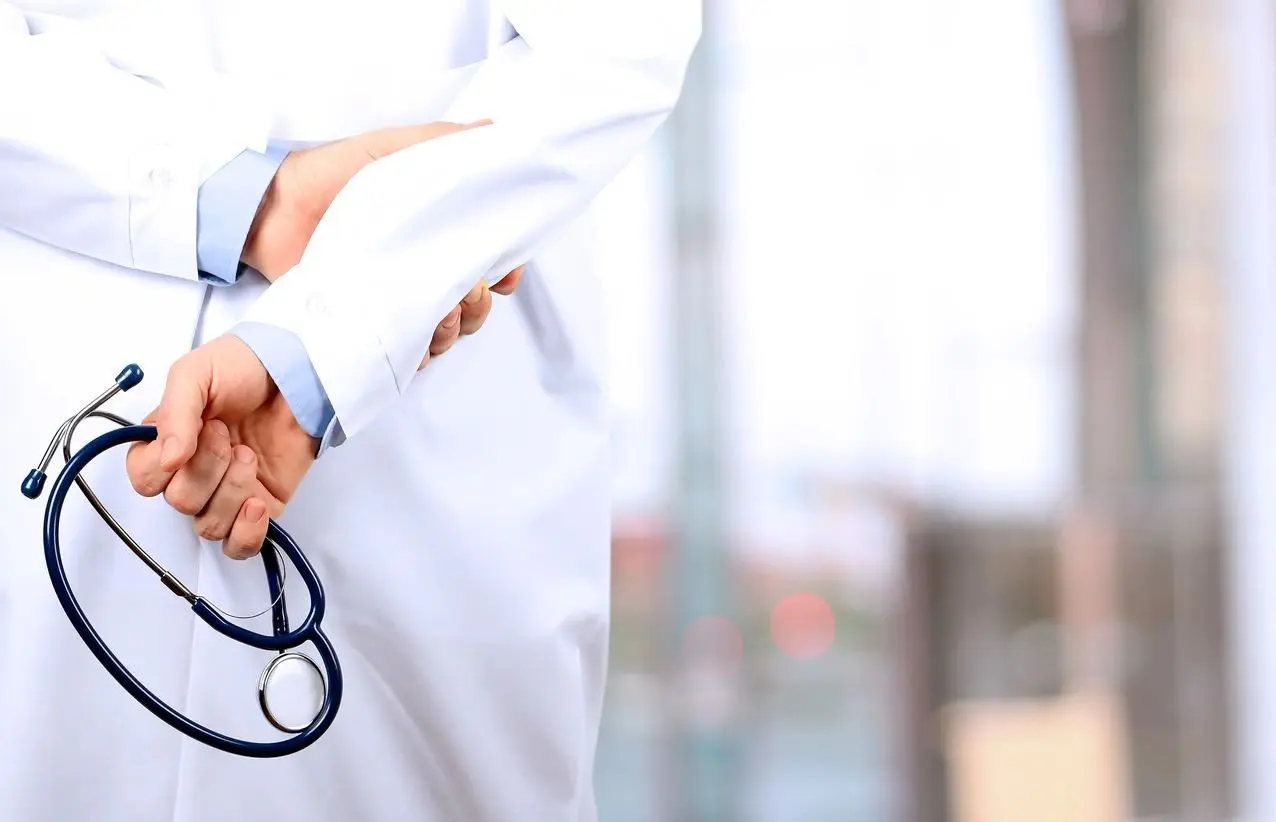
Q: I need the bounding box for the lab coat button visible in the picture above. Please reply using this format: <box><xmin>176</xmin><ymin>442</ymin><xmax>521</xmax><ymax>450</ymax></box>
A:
<box><xmin>307</xmin><ymin>294</ymin><xmax>329</xmax><ymax>316</ymax></box>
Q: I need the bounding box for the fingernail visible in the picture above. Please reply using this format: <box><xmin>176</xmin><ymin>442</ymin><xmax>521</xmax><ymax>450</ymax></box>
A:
<box><xmin>160</xmin><ymin>437</ymin><xmax>181</xmax><ymax>466</ymax></box>
<box><xmin>442</xmin><ymin>310</ymin><xmax>461</xmax><ymax>328</ymax></box>
<box><xmin>248</xmin><ymin>501</ymin><xmax>266</xmax><ymax>523</ymax></box>
<box><xmin>234</xmin><ymin>445</ymin><xmax>254</xmax><ymax>464</ymax></box>
<box><xmin>464</xmin><ymin>285</ymin><xmax>486</xmax><ymax>305</ymax></box>
<box><xmin>467</xmin><ymin>118</ymin><xmax>493</xmax><ymax>127</ymax></box>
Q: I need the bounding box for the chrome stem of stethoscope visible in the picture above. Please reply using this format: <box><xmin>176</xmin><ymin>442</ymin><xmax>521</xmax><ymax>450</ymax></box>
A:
<box><xmin>20</xmin><ymin>364</ymin><xmax>286</xmax><ymax>620</ymax></box>
<box><xmin>16</xmin><ymin>367</ymin><xmax>201</xmax><ymax>593</ymax></box>
<box><xmin>25</xmin><ymin>366</ymin><xmax>137</xmax><ymax>496</ymax></box>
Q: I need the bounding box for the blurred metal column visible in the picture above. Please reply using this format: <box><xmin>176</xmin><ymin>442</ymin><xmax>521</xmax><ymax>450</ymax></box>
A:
<box><xmin>662</xmin><ymin>1</ymin><xmax>738</xmax><ymax>820</ymax></box>
<box><xmin>1222</xmin><ymin>0</ymin><xmax>1276</xmax><ymax>818</ymax></box>
<box><xmin>1065</xmin><ymin>0</ymin><xmax>1156</xmax><ymax>499</ymax></box>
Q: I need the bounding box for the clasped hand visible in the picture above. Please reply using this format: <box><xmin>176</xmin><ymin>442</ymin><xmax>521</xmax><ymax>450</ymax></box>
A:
<box><xmin>125</xmin><ymin>120</ymin><xmax>520</xmax><ymax>558</ymax></box>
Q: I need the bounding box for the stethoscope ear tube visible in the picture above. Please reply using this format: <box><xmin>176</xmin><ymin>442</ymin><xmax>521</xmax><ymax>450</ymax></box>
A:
<box><xmin>27</xmin><ymin>369</ymin><xmax>342</xmax><ymax>758</ymax></box>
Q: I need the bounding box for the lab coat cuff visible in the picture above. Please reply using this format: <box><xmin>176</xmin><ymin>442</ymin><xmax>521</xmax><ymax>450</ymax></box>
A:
<box><xmin>127</xmin><ymin>81</ymin><xmax>275</xmax><ymax>281</ymax></box>
<box><xmin>129</xmin><ymin>142</ymin><xmax>203</xmax><ymax>280</ymax></box>
<box><xmin>197</xmin><ymin>150</ymin><xmax>286</xmax><ymax>286</ymax></box>
<box><xmin>241</xmin><ymin>271</ymin><xmax>402</xmax><ymax>441</ymax></box>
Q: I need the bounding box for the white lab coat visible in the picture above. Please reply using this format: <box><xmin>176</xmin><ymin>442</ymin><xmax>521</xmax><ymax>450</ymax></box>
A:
<box><xmin>0</xmin><ymin>1</ymin><xmax>698</xmax><ymax>819</ymax></box>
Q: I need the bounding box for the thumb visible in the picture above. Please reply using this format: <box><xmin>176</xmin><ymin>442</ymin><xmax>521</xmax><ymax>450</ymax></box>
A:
<box><xmin>154</xmin><ymin>357</ymin><xmax>211</xmax><ymax>473</ymax></box>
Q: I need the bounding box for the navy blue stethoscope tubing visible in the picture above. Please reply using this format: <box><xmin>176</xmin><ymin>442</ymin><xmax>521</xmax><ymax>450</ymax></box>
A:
<box><xmin>43</xmin><ymin>423</ymin><xmax>344</xmax><ymax>758</ymax></box>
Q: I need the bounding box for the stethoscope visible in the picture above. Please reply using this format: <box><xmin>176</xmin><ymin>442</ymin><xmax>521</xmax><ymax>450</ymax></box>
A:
<box><xmin>19</xmin><ymin>364</ymin><xmax>343</xmax><ymax>758</ymax></box>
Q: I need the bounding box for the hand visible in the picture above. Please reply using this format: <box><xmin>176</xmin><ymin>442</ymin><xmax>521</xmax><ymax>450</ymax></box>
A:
<box><xmin>241</xmin><ymin>119</ymin><xmax>527</xmax><ymax>368</ymax></box>
<box><xmin>242</xmin><ymin>120</ymin><xmax>490</xmax><ymax>282</ymax></box>
<box><xmin>422</xmin><ymin>265</ymin><xmax>525</xmax><ymax>368</ymax></box>
<box><xmin>122</xmin><ymin>269</ymin><xmax>529</xmax><ymax>556</ymax></box>
<box><xmin>125</xmin><ymin>336</ymin><xmax>314</xmax><ymax>559</ymax></box>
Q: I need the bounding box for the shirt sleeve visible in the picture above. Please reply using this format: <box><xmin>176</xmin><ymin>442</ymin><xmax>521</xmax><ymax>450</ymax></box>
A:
<box><xmin>231</xmin><ymin>321</ymin><xmax>343</xmax><ymax>455</ymax></box>
<box><xmin>196</xmin><ymin>149</ymin><xmax>286</xmax><ymax>286</ymax></box>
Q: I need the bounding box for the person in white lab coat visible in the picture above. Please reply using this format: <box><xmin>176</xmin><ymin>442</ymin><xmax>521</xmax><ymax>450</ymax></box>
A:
<box><xmin>0</xmin><ymin>1</ymin><xmax>699</xmax><ymax>820</ymax></box>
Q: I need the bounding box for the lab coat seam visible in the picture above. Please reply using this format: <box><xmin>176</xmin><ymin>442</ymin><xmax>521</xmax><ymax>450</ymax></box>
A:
<box><xmin>126</xmin><ymin>152</ymin><xmax>138</xmax><ymax>269</ymax></box>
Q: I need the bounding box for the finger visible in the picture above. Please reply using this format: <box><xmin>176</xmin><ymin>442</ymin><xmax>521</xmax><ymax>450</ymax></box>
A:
<box><xmin>127</xmin><ymin>441</ymin><xmax>172</xmax><ymax>497</ymax></box>
<box><xmin>429</xmin><ymin>305</ymin><xmax>463</xmax><ymax>356</ymax></box>
<box><xmin>193</xmin><ymin>445</ymin><xmax>258</xmax><ymax>542</ymax></box>
<box><xmin>155</xmin><ymin>356</ymin><xmax>212</xmax><ymax>474</ymax></box>
<box><xmin>459</xmin><ymin>282</ymin><xmax>493</xmax><ymax>336</ymax></box>
<box><xmin>225</xmin><ymin>497</ymin><xmax>269</xmax><ymax>560</ymax></box>
<box><xmin>126</xmin><ymin>413</ymin><xmax>172</xmax><ymax>498</ymax></box>
<box><xmin>164</xmin><ymin>420</ymin><xmax>233</xmax><ymax>516</ymax></box>
<box><xmin>366</xmin><ymin>119</ymin><xmax>493</xmax><ymax>160</ymax></box>
<box><xmin>417</xmin><ymin>118</ymin><xmax>492</xmax><ymax>139</ymax></box>
<box><xmin>491</xmin><ymin>266</ymin><xmax>524</xmax><ymax>296</ymax></box>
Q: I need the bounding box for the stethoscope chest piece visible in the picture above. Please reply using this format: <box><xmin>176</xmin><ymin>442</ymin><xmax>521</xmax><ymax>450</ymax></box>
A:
<box><xmin>23</xmin><ymin>364</ymin><xmax>343</xmax><ymax>758</ymax></box>
<box><xmin>259</xmin><ymin>652</ymin><xmax>328</xmax><ymax>734</ymax></box>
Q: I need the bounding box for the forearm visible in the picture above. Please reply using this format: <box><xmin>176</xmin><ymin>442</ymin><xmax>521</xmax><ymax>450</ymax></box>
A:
<box><xmin>243</xmin><ymin>0</ymin><xmax>701</xmax><ymax>438</ymax></box>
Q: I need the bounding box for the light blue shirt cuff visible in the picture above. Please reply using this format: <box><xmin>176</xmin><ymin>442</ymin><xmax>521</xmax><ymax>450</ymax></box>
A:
<box><xmin>196</xmin><ymin>149</ymin><xmax>287</xmax><ymax>285</ymax></box>
<box><xmin>230</xmin><ymin>322</ymin><xmax>345</xmax><ymax>455</ymax></box>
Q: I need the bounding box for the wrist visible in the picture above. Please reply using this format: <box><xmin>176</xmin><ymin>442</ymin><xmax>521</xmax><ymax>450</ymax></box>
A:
<box><xmin>240</xmin><ymin>154</ymin><xmax>311</xmax><ymax>282</ymax></box>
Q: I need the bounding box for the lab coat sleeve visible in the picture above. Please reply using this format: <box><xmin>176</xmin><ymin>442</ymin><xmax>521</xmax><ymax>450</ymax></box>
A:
<box><xmin>241</xmin><ymin>0</ymin><xmax>701</xmax><ymax>439</ymax></box>
<box><xmin>0</xmin><ymin>3</ymin><xmax>271</xmax><ymax>280</ymax></box>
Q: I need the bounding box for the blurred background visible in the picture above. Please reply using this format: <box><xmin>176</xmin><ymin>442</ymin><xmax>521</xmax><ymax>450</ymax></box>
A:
<box><xmin>584</xmin><ymin>0</ymin><xmax>1276</xmax><ymax>819</ymax></box>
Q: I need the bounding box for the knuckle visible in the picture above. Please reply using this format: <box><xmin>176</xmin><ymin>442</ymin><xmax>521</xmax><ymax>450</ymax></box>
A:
<box><xmin>164</xmin><ymin>485</ymin><xmax>201</xmax><ymax>516</ymax></box>
<box><xmin>225</xmin><ymin>466</ymin><xmax>253</xmax><ymax>492</ymax></box>
<box><xmin>201</xmin><ymin>426</ymin><xmax>232</xmax><ymax>461</ymax></box>
<box><xmin>224</xmin><ymin>469</ymin><xmax>254</xmax><ymax>497</ymax></box>
<box><xmin>203</xmin><ymin>419</ymin><xmax>230</xmax><ymax>442</ymax></box>
<box><xmin>195</xmin><ymin>518</ymin><xmax>228</xmax><ymax>541</ymax></box>
<box><xmin>130</xmin><ymin>473</ymin><xmax>161</xmax><ymax>498</ymax></box>
<box><xmin>230</xmin><ymin>446</ymin><xmax>256</xmax><ymax>473</ymax></box>
<box><xmin>196</xmin><ymin>441</ymin><xmax>231</xmax><ymax>466</ymax></box>
<box><xmin>208</xmin><ymin>439</ymin><xmax>232</xmax><ymax>463</ymax></box>
<box><xmin>225</xmin><ymin>539</ymin><xmax>259</xmax><ymax>560</ymax></box>
<box><xmin>166</xmin><ymin>358</ymin><xmax>191</xmax><ymax>383</ymax></box>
